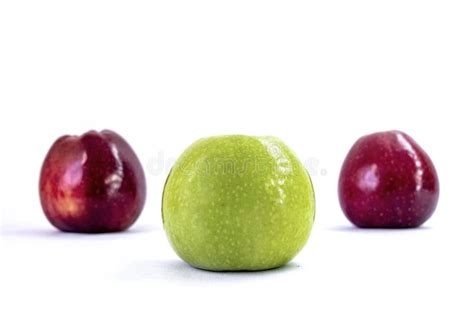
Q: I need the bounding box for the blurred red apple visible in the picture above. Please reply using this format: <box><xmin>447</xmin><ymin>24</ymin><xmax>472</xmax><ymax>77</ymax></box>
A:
<box><xmin>39</xmin><ymin>130</ymin><xmax>146</xmax><ymax>233</ymax></box>
<box><xmin>338</xmin><ymin>130</ymin><xmax>439</xmax><ymax>228</ymax></box>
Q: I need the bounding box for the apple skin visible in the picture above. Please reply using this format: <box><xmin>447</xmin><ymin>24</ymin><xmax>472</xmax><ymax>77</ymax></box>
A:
<box><xmin>338</xmin><ymin>130</ymin><xmax>439</xmax><ymax>228</ymax></box>
<box><xmin>162</xmin><ymin>135</ymin><xmax>315</xmax><ymax>271</ymax></box>
<box><xmin>39</xmin><ymin>130</ymin><xmax>146</xmax><ymax>233</ymax></box>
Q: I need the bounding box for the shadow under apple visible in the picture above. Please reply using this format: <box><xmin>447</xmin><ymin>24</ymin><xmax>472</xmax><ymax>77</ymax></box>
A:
<box><xmin>118</xmin><ymin>259</ymin><xmax>302</xmax><ymax>284</ymax></box>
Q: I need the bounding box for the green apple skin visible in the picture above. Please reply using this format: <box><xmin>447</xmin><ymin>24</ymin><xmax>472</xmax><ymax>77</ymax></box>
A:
<box><xmin>162</xmin><ymin>135</ymin><xmax>315</xmax><ymax>271</ymax></box>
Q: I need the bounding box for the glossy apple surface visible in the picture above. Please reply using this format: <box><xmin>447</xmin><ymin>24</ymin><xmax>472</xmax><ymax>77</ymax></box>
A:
<box><xmin>162</xmin><ymin>135</ymin><xmax>315</xmax><ymax>271</ymax></box>
<box><xmin>39</xmin><ymin>130</ymin><xmax>146</xmax><ymax>233</ymax></box>
<box><xmin>338</xmin><ymin>130</ymin><xmax>439</xmax><ymax>228</ymax></box>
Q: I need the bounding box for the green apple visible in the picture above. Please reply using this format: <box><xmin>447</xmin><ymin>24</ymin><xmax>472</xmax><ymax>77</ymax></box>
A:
<box><xmin>162</xmin><ymin>135</ymin><xmax>315</xmax><ymax>271</ymax></box>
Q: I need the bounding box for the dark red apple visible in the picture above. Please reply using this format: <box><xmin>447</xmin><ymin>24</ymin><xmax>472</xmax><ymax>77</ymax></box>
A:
<box><xmin>338</xmin><ymin>130</ymin><xmax>439</xmax><ymax>228</ymax></box>
<box><xmin>39</xmin><ymin>130</ymin><xmax>146</xmax><ymax>233</ymax></box>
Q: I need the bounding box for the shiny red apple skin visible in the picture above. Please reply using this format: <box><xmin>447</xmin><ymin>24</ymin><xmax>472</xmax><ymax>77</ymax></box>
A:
<box><xmin>338</xmin><ymin>130</ymin><xmax>439</xmax><ymax>228</ymax></box>
<box><xmin>39</xmin><ymin>130</ymin><xmax>146</xmax><ymax>233</ymax></box>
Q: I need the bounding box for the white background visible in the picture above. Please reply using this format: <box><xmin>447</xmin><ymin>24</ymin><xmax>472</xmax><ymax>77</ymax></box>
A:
<box><xmin>1</xmin><ymin>1</ymin><xmax>473</xmax><ymax>315</ymax></box>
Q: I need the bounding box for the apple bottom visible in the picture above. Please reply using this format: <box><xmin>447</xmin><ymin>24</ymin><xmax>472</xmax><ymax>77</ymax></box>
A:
<box><xmin>41</xmin><ymin>193</ymin><xmax>142</xmax><ymax>233</ymax></box>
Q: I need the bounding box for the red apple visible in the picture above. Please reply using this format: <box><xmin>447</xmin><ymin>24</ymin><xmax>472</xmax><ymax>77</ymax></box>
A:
<box><xmin>338</xmin><ymin>130</ymin><xmax>439</xmax><ymax>228</ymax></box>
<box><xmin>39</xmin><ymin>130</ymin><xmax>146</xmax><ymax>233</ymax></box>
